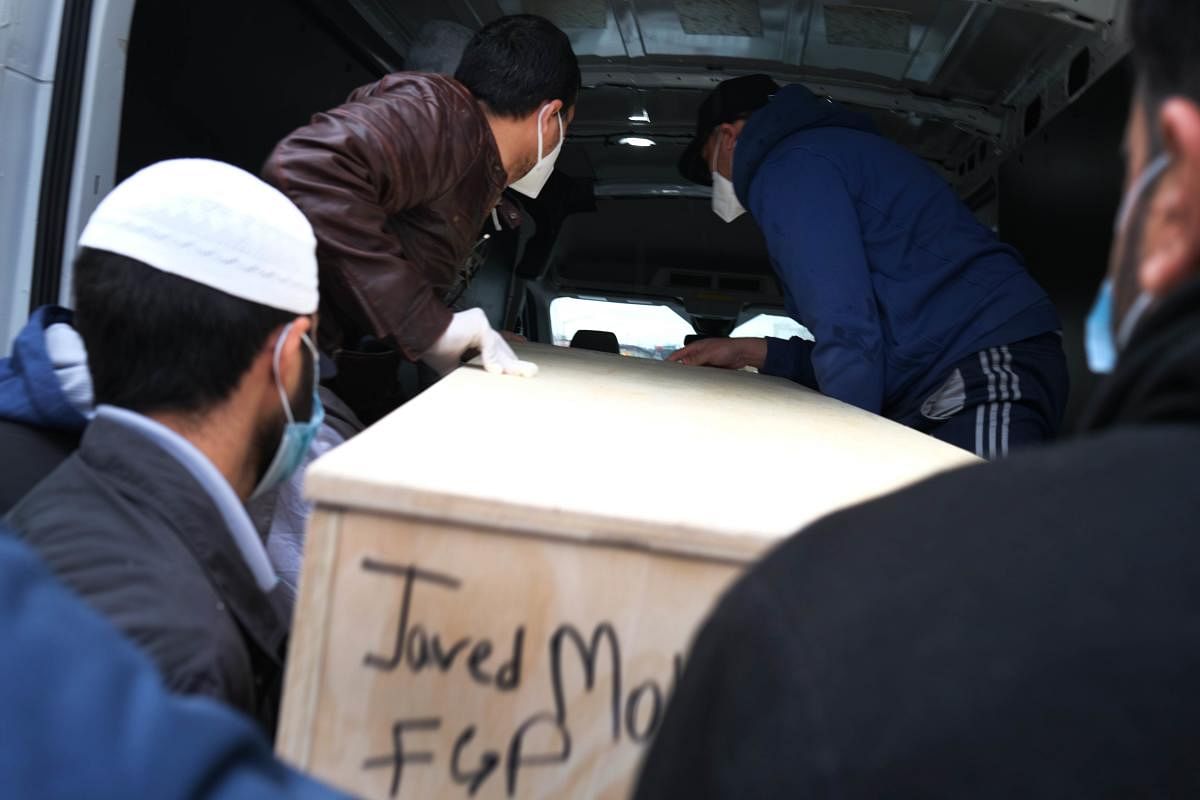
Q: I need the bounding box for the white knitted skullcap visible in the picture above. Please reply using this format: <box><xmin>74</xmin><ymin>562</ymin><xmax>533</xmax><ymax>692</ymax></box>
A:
<box><xmin>79</xmin><ymin>159</ymin><xmax>318</xmax><ymax>314</ymax></box>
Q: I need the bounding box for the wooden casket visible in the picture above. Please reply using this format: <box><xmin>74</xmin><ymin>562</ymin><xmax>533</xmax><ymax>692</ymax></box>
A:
<box><xmin>277</xmin><ymin>344</ymin><xmax>978</xmax><ymax>799</ymax></box>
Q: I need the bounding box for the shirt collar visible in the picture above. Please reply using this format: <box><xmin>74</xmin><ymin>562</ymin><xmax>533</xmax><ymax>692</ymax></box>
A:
<box><xmin>95</xmin><ymin>405</ymin><xmax>279</xmax><ymax>592</ymax></box>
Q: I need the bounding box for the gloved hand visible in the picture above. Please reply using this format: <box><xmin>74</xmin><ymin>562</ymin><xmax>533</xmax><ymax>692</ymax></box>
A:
<box><xmin>422</xmin><ymin>308</ymin><xmax>539</xmax><ymax>377</ymax></box>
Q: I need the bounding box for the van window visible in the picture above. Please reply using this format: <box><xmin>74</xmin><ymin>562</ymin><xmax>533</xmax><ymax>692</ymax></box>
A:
<box><xmin>550</xmin><ymin>296</ymin><xmax>695</xmax><ymax>360</ymax></box>
<box><xmin>731</xmin><ymin>313</ymin><xmax>814</xmax><ymax>342</ymax></box>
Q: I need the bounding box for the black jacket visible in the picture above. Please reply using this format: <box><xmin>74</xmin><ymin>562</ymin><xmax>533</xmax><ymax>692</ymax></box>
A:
<box><xmin>636</xmin><ymin>280</ymin><xmax>1200</xmax><ymax>798</ymax></box>
<box><xmin>0</xmin><ymin>421</ymin><xmax>79</xmax><ymax>514</ymax></box>
<box><xmin>4</xmin><ymin>415</ymin><xmax>287</xmax><ymax>732</ymax></box>
<box><xmin>0</xmin><ymin>307</ymin><xmax>89</xmax><ymax>514</ymax></box>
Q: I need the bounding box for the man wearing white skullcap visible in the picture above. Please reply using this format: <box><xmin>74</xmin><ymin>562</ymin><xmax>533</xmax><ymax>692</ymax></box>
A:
<box><xmin>5</xmin><ymin>159</ymin><xmax>321</xmax><ymax>732</ymax></box>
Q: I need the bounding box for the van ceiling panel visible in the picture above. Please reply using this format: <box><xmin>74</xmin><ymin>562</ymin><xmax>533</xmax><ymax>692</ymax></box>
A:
<box><xmin>936</xmin><ymin>10</ymin><xmax>1078</xmax><ymax>105</ymax></box>
<box><xmin>354</xmin><ymin>0</ymin><xmax>1112</xmax><ymax>96</ymax></box>
<box><xmin>562</xmin><ymin>84</ymin><xmax>983</xmax><ymax>183</ymax></box>
<box><xmin>345</xmin><ymin>0</ymin><xmax>1128</xmax><ymax>192</ymax></box>
<box><xmin>675</xmin><ymin>0</ymin><xmax>765</xmax><ymax>37</ymax></box>
<box><xmin>521</xmin><ymin>0</ymin><xmax>610</xmax><ymax>29</ymax></box>
<box><xmin>822</xmin><ymin>5</ymin><xmax>912</xmax><ymax>53</ymax></box>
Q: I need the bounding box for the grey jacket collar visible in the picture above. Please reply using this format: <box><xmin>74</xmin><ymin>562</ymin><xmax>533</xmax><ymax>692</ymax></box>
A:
<box><xmin>95</xmin><ymin>406</ymin><xmax>277</xmax><ymax>591</ymax></box>
<box><xmin>77</xmin><ymin>415</ymin><xmax>288</xmax><ymax>661</ymax></box>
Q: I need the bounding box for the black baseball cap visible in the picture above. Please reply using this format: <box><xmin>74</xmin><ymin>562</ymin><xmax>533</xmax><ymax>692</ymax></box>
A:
<box><xmin>679</xmin><ymin>74</ymin><xmax>780</xmax><ymax>186</ymax></box>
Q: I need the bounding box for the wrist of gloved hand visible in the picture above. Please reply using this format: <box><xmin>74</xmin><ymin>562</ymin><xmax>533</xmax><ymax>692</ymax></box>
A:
<box><xmin>422</xmin><ymin>308</ymin><xmax>539</xmax><ymax>378</ymax></box>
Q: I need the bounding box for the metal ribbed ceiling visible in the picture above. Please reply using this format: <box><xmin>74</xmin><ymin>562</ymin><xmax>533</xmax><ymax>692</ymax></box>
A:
<box><xmin>345</xmin><ymin>0</ymin><xmax>1126</xmax><ymax>190</ymax></box>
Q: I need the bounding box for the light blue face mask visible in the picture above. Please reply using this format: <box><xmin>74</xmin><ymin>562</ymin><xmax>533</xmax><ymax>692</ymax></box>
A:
<box><xmin>250</xmin><ymin>323</ymin><xmax>324</xmax><ymax>500</ymax></box>
<box><xmin>1085</xmin><ymin>153</ymin><xmax>1172</xmax><ymax>374</ymax></box>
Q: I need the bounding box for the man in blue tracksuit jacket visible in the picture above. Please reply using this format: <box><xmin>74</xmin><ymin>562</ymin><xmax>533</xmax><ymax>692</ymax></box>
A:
<box><xmin>670</xmin><ymin>75</ymin><xmax>1069</xmax><ymax>457</ymax></box>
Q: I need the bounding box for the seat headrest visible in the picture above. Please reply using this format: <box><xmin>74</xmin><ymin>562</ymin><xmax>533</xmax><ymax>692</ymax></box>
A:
<box><xmin>570</xmin><ymin>330</ymin><xmax>620</xmax><ymax>354</ymax></box>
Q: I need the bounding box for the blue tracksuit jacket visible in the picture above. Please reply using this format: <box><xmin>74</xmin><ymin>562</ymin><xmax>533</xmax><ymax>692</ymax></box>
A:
<box><xmin>734</xmin><ymin>85</ymin><xmax>1060</xmax><ymax>416</ymax></box>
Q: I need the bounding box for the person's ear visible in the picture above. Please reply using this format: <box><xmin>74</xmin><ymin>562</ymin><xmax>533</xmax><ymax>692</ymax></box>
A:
<box><xmin>272</xmin><ymin>316</ymin><xmax>313</xmax><ymax>396</ymax></box>
<box><xmin>1141</xmin><ymin>98</ymin><xmax>1200</xmax><ymax>295</ymax></box>
<box><xmin>542</xmin><ymin>99</ymin><xmax>565</xmax><ymax>143</ymax></box>
<box><xmin>717</xmin><ymin>122</ymin><xmax>740</xmax><ymax>156</ymax></box>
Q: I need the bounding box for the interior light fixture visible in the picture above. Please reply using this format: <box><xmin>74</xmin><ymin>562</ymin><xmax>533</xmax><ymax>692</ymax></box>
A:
<box><xmin>618</xmin><ymin>136</ymin><xmax>657</xmax><ymax>147</ymax></box>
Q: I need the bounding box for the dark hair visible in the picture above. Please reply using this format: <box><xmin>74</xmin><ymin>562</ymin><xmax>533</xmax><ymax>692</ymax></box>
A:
<box><xmin>1130</xmin><ymin>0</ymin><xmax>1200</xmax><ymax>106</ymax></box>
<box><xmin>73</xmin><ymin>248</ymin><xmax>295</xmax><ymax>415</ymax></box>
<box><xmin>454</xmin><ymin>14</ymin><xmax>581</xmax><ymax>118</ymax></box>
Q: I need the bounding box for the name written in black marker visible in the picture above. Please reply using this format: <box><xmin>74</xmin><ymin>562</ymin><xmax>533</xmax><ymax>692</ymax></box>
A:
<box><xmin>357</xmin><ymin>557</ymin><xmax>683</xmax><ymax>797</ymax></box>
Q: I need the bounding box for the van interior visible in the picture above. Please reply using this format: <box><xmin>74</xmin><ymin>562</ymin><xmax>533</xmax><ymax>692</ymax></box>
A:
<box><xmin>8</xmin><ymin>0</ymin><xmax>1133</xmax><ymax>428</ymax></box>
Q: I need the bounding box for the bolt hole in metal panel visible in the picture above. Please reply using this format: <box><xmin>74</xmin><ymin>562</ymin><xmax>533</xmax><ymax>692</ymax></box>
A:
<box><xmin>1024</xmin><ymin>95</ymin><xmax>1043</xmax><ymax>137</ymax></box>
<box><xmin>1067</xmin><ymin>47</ymin><xmax>1091</xmax><ymax>97</ymax></box>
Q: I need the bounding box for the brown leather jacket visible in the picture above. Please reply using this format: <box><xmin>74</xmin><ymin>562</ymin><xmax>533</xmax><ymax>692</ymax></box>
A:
<box><xmin>263</xmin><ymin>73</ymin><xmax>509</xmax><ymax>359</ymax></box>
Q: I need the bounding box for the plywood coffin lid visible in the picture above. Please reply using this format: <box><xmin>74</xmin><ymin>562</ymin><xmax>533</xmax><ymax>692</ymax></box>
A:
<box><xmin>305</xmin><ymin>344</ymin><xmax>978</xmax><ymax>564</ymax></box>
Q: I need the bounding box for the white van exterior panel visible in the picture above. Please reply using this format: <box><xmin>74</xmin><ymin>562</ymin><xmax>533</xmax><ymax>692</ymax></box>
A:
<box><xmin>1</xmin><ymin>0</ymin><xmax>64</xmax><ymax>81</ymax></box>
<box><xmin>0</xmin><ymin>0</ymin><xmax>64</xmax><ymax>351</ymax></box>
<box><xmin>58</xmin><ymin>0</ymin><xmax>135</xmax><ymax>306</ymax></box>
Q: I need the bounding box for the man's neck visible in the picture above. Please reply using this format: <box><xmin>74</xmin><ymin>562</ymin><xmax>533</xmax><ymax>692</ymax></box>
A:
<box><xmin>482</xmin><ymin>107</ymin><xmax>530</xmax><ymax>185</ymax></box>
<box><xmin>149</xmin><ymin>404</ymin><xmax>259</xmax><ymax>501</ymax></box>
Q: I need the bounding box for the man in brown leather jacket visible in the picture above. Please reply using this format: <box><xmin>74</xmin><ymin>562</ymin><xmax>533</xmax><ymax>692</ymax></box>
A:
<box><xmin>264</xmin><ymin>15</ymin><xmax>579</xmax><ymax>422</ymax></box>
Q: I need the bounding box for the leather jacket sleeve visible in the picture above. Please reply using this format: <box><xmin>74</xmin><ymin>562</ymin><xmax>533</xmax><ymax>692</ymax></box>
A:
<box><xmin>263</xmin><ymin>78</ymin><xmax>495</xmax><ymax>360</ymax></box>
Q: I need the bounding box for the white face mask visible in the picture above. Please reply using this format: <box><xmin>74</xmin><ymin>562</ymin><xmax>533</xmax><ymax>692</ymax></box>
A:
<box><xmin>509</xmin><ymin>105</ymin><xmax>563</xmax><ymax>199</ymax></box>
<box><xmin>710</xmin><ymin>130</ymin><xmax>746</xmax><ymax>223</ymax></box>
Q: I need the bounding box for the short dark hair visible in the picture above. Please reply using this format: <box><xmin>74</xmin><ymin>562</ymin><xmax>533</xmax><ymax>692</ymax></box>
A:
<box><xmin>1130</xmin><ymin>0</ymin><xmax>1200</xmax><ymax>106</ymax></box>
<box><xmin>73</xmin><ymin>248</ymin><xmax>295</xmax><ymax>415</ymax></box>
<box><xmin>455</xmin><ymin>14</ymin><xmax>581</xmax><ymax>118</ymax></box>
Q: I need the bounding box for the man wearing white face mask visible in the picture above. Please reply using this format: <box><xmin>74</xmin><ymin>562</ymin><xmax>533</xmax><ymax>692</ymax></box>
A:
<box><xmin>5</xmin><ymin>159</ymin><xmax>322</xmax><ymax>733</ymax></box>
<box><xmin>670</xmin><ymin>76</ymin><xmax>1069</xmax><ymax>457</ymax></box>
<box><xmin>638</xmin><ymin>4</ymin><xmax>1200</xmax><ymax>793</ymax></box>
<box><xmin>265</xmin><ymin>14</ymin><xmax>579</xmax><ymax>424</ymax></box>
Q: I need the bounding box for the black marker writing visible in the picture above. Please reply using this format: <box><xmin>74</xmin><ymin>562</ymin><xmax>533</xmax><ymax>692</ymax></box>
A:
<box><xmin>361</xmin><ymin>558</ymin><xmax>523</xmax><ymax>691</ymax></box>
<box><xmin>450</xmin><ymin>726</ymin><xmax>499</xmax><ymax>797</ymax></box>
<box><xmin>431</xmin><ymin>636</ymin><xmax>471</xmax><ymax>670</ymax></box>
<box><xmin>506</xmin><ymin>712</ymin><xmax>571</xmax><ymax>797</ymax></box>
<box><xmin>624</xmin><ymin>680</ymin><xmax>664</xmax><ymax>743</ymax></box>
<box><xmin>362</xmin><ymin>717</ymin><xmax>441</xmax><ymax>798</ymax></box>
<box><xmin>550</xmin><ymin>623</ymin><xmax>622</xmax><ymax>741</ymax></box>
<box><xmin>496</xmin><ymin>627</ymin><xmax>524</xmax><ymax>691</ymax></box>
<box><xmin>356</xmin><ymin>562</ymin><xmax>687</xmax><ymax>796</ymax></box>
<box><xmin>361</xmin><ymin>559</ymin><xmax>461</xmax><ymax>672</ymax></box>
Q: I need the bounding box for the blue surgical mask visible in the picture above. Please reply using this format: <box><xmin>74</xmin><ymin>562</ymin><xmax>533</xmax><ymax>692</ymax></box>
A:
<box><xmin>1085</xmin><ymin>153</ymin><xmax>1172</xmax><ymax>373</ymax></box>
<box><xmin>250</xmin><ymin>323</ymin><xmax>324</xmax><ymax>500</ymax></box>
<box><xmin>1085</xmin><ymin>280</ymin><xmax>1118</xmax><ymax>374</ymax></box>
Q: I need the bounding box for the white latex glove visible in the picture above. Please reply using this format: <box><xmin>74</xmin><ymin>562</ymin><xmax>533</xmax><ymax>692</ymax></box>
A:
<box><xmin>422</xmin><ymin>308</ymin><xmax>539</xmax><ymax>377</ymax></box>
